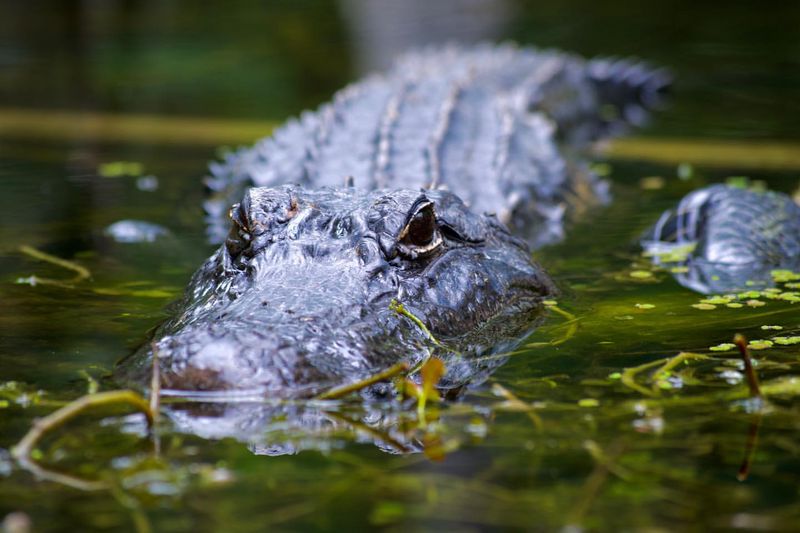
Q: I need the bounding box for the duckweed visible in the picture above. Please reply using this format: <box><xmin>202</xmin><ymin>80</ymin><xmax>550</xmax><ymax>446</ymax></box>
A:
<box><xmin>709</xmin><ymin>343</ymin><xmax>736</xmax><ymax>352</ymax></box>
<box><xmin>748</xmin><ymin>339</ymin><xmax>773</xmax><ymax>350</ymax></box>
<box><xmin>701</xmin><ymin>296</ymin><xmax>733</xmax><ymax>305</ymax></box>
<box><xmin>773</xmin><ymin>336</ymin><xmax>800</xmax><ymax>345</ymax></box>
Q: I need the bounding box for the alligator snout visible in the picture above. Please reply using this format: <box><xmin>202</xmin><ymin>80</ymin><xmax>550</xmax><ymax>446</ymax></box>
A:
<box><xmin>117</xmin><ymin>185</ymin><xmax>555</xmax><ymax>397</ymax></box>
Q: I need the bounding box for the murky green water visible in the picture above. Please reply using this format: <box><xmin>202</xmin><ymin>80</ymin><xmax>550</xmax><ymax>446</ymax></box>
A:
<box><xmin>2</xmin><ymin>1</ymin><xmax>800</xmax><ymax>531</ymax></box>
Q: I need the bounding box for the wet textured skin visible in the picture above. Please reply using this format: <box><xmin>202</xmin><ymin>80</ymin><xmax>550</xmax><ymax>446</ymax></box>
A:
<box><xmin>118</xmin><ymin>43</ymin><xmax>669</xmax><ymax>401</ymax></box>
<box><xmin>119</xmin><ymin>185</ymin><xmax>554</xmax><ymax>397</ymax></box>
<box><xmin>643</xmin><ymin>184</ymin><xmax>800</xmax><ymax>294</ymax></box>
<box><xmin>204</xmin><ymin>43</ymin><xmax>669</xmax><ymax>248</ymax></box>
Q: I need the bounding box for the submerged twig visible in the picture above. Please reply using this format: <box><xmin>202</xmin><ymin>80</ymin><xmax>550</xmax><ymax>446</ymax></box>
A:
<box><xmin>545</xmin><ymin>304</ymin><xmax>579</xmax><ymax>346</ymax></box>
<box><xmin>17</xmin><ymin>245</ymin><xmax>91</xmax><ymax>288</ymax></box>
<box><xmin>566</xmin><ymin>439</ymin><xmax>626</xmax><ymax>528</ymax></box>
<box><xmin>109</xmin><ymin>481</ymin><xmax>153</xmax><ymax>533</ymax></box>
<box><xmin>620</xmin><ymin>352</ymin><xmax>709</xmax><ymax>397</ymax></box>
<box><xmin>737</xmin><ymin>412</ymin><xmax>763</xmax><ymax>482</ymax></box>
<box><xmin>324</xmin><ymin>410</ymin><xmax>411</xmax><ymax>454</ymax></box>
<box><xmin>526</xmin><ymin>303</ymin><xmax>579</xmax><ymax>348</ymax></box>
<box><xmin>12</xmin><ymin>390</ymin><xmax>154</xmax><ymax>488</ymax></box>
<box><xmin>315</xmin><ymin>362</ymin><xmax>409</xmax><ymax>400</ymax></box>
<box><xmin>734</xmin><ymin>334</ymin><xmax>762</xmax><ymax>398</ymax></box>
<box><xmin>491</xmin><ymin>383</ymin><xmax>543</xmax><ymax>430</ymax></box>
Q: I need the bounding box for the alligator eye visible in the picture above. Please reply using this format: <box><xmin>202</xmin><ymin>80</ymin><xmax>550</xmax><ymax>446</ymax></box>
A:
<box><xmin>225</xmin><ymin>202</ymin><xmax>251</xmax><ymax>260</ymax></box>
<box><xmin>397</xmin><ymin>201</ymin><xmax>442</xmax><ymax>258</ymax></box>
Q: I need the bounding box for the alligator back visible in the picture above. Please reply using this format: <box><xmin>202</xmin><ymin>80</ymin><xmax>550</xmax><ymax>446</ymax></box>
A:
<box><xmin>206</xmin><ymin>43</ymin><xmax>669</xmax><ymax>246</ymax></box>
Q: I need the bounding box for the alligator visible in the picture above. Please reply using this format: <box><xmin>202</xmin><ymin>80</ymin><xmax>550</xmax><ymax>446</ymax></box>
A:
<box><xmin>117</xmin><ymin>43</ymin><xmax>670</xmax><ymax>399</ymax></box>
<box><xmin>643</xmin><ymin>183</ymin><xmax>800</xmax><ymax>294</ymax></box>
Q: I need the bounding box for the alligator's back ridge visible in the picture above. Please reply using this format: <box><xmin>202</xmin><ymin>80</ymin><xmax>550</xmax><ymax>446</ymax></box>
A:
<box><xmin>206</xmin><ymin>43</ymin><xmax>668</xmax><ymax>246</ymax></box>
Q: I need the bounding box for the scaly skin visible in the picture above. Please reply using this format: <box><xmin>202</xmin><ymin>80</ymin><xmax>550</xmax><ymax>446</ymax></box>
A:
<box><xmin>118</xmin><ymin>185</ymin><xmax>554</xmax><ymax>396</ymax></box>
<box><xmin>643</xmin><ymin>184</ymin><xmax>800</xmax><ymax>294</ymax></box>
<box><xmin>205</xmin><ymin>43</ymin><xmax>668</xmax><ymax>247</ymax></box>
<box><xmin>118</xmin><ymin>43</ymin><xmax>669</xmax><ymax>400</ymax></box>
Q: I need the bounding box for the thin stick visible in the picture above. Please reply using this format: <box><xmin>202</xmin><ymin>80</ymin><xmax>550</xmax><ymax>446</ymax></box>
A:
<box><xmin>620</xmin><ymin>352</ymin><xmax>709</xmax><ymax>397</ymax></box>
<box><xmin>110</xmin><ymin>481</ymin><xmax>153</xmax><ymax>533</ymax></box>
<box><xmin>620</xmin><ymin>359</ymin><xmax>666</xmax><ymax>397</ymax></box>
<box><xmin>737</xmin><ymin>413</ymin><xmax>762</xmax><ymax>482</ymax></box>
<box><xmin>545</xmin><ymin>304</ymin><xmax>579</xmax><ymax>346</ymax></box>
<box><xmin>324</xmin><ymin>410</ymin><xmax>411</xmax><ymax>453</ymax></box>
<box><xmin>390</xmin><ymin>299</ymin><xmax>442</xmax><ymax>346</ymax></box>
<box><xmin>19</xmin><ymin>245</ymin><xmax>91</xmax><ymax>280</ymax></box>
<box><xmin>734</xmin><ymin>334</ymin><xmax>762</xmax><ymax>398</ymax></box>
<box><xmin>491</xmin><ymin>383</ymin><xmax>543</xmax><ymax>430</ymax></box>
<box><xmin>650</xmin><ymin>351</ymin><xmax>710</xmax><ymax>394</ymax></box>
<box><xmin>12</xmin><ymin>390</ymin><xmax>154</xmax><ymax>469</ymax></box>
<box><xmin>565</xmin><ymin>440</ymin><xmax>626</xmax><ymax>527</ymax></box>
<box><xmin>315</xmin><ymin>362</ymin><xmax>409</xmax><ymax>400</ymax></box>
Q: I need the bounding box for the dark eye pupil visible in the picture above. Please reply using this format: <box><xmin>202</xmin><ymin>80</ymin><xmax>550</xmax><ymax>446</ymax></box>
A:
<box><xmin>407</xmin><ymin>205</ymin><xmax>435</xmax><ymax>245</ymax></box>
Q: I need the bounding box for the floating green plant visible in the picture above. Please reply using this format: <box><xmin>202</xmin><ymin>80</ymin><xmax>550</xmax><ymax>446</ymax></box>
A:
<box><xmin>747</xmin><ymin>339</ymin><xmax>773</xmax><ymax>350</ymax></box>
<box><xmin>773</xmin><ymin>336</ymin><xmax>800</xmax><ymax>345</ymax></box>
<box><xmin>771</xmin><ymin>270</ymin><xmax>800</xmax><ymax>283</ymax></box>
<box><xmin>709</xmin><ymin>343</ymin><xmax>736</xmax><ymax>352</ymax></box>
<box><xmin>700</xmin><ymin>296</ymin><xmax>733</xmax><ymax>305</ymax></box>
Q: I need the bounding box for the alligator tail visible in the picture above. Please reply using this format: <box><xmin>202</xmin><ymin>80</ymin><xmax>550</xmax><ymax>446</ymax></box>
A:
<box><xmin>586</xmin><ymin>57</ymin><xmax>672</xmax><ymax>135</ymax></box>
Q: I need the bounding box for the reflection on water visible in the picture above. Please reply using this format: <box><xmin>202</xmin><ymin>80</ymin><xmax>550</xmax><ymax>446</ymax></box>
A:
<box><xmin>2</xmin><ymin>0</ymin><xmax>800</xmax><ymax>531</ymax></box>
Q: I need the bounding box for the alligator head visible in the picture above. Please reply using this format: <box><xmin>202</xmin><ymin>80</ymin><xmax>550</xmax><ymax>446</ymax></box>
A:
<box><xmin>117</xmin><ymin>185</ymin><xmax>556</xmax><ymax>398</ymax></box>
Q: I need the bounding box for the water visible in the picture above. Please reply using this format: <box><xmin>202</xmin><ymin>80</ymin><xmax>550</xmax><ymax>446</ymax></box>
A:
<box><xmin>2</xmin><ymin>1</ymin><xmax>800</xmax><ymax>530</ymax></box>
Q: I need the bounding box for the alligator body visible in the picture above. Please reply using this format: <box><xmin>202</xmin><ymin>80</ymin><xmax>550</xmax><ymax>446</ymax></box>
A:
<box><xmin>205</xmin><ymin>44</ymin><xmax>668</xmax><ymax>248</ymax></box>
<box><xmin>643</xmin><ymin>184</ymin><xmax>800</xmax><ymax>294</ymax></box>
<box><xmin>118</xmin><ymin>44</ymin><xmax>668</xmax><ymax>399</ymax></box>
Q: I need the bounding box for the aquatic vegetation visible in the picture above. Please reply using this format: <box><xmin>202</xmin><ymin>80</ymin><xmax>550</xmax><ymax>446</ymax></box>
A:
<box><xmin>773</xmin><ymin>336</ymin><xmax>800</xmax><ymax>345</ymax></box>
<box><xmin>5</xmin><ymin>28</ymin><xmax>800</xmax><ymax>532</ymax></box>
<box><xmin>15</xmin><ymin>245</ymin><xmax>91</xmax><ymax>288</ymax></box>
<box><xmin>709</xmin><ymin>343</ymin><xmax>736</xmax><ymax>352</ymax></box>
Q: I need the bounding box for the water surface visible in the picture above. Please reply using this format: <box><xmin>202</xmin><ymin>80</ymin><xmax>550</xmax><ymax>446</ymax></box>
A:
<box><xmin>2</xmin><ymin>1</ymin><xmax>800</xmax><ymax>530</ymax></box>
